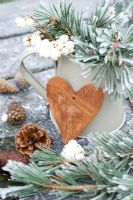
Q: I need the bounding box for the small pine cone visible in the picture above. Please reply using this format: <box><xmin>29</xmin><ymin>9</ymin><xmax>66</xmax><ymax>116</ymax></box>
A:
<box><xmin>15</xmin><ymin>124</ymin><xmax>51</xmax><ymax>156</ymax></box>
<box><xmin>7</xmin><ymin>101</ymin><xmax>26</xmax><ymax>125</ymax></box>
<box><xmin>0</xmin><ymin>78</ymin><xmax>18</xmax><ymax>94</ymax></box>
<box><xmin>0</xmin><ymin>151</ymin><xmax>29</xmax><ymax>168</ymax></box>
<box><xmin>15</xmin><ymin>73</ymin><xmax>29</xmax><ymax>89</ymax></box>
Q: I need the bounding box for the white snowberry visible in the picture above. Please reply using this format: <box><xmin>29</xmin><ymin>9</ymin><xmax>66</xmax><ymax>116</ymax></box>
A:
<box><xmin>1</xmin><ymin>114</ymin><xmax>8</xmax><ymax>122</ymax></box>
<box><xmin>40</xmin><ymin>39</ymin><xmax>51</xmax><ymax>47</ymax></box>
<box><xmin>15</xmin><ymin>17</ymin><xmax>26</xmax><ymax>27</ymax></box>
<box><xmin>68</xmin><ymin>139</ymin><xmax>78</xmax><ymax>146</ymax></box>
<box><xmin>50</xmin><ymin>48</ymin><xmax>61</xmax><ymax>61</ymax></box>
<box><xmin>25</xmin><ymin>16</ymin><xmax>34</xmax><ymax>25</ymax></box>
<box><xmin>61</xmin><ymin>140</ymin><xmax>85</xmax><ymax>162</ymax></box>
<box><xmin>61</xmin><ymin>152</ymin><xmax>73</xmax><ymax>161</ymax></box>
<box><xmin>55</xmin><ymin>39</ymin><xmax>64</xmax><ymax>50</ymax></box>
<box><xmin>65</xmin><ymin>41</ymin><xmax>74</xmax><ymax>50</ymax></box>
<box><xmin>39</xmin><ymin>49</ymin><xmax>51</xmax><ymax>59</ymax></box>
<box><xmin>30</xmin><ymin>32</ymin><xmax>41</xmax><ymax>46</ymax></box>
<box><xmin>51</xmin><ymin>41</ymin><xmax>57</xmax><ymax>48</ymax></box>
<box><xmin>37</xmin><ymin>39</ymin><xmax>52</xmax><ymax>58</ymax></box>
<box><xmin>59</xmin><ymin>35</ymin><xmax>69</xmax><ymax>43</ymax></box>
<box><xmin>74</xmin><ymin>153</ymin><xmax>85</xmax><ymax>161</ymax></box>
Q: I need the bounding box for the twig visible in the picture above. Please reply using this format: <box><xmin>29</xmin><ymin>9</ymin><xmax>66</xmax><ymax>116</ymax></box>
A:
<box><xmin>32</xmin><ymin>17</ymin><xmax>54</xmax><ymax>41</ymax></box>
<box><xmin>45</xmin><ymin>184</ymin><xmax>98</xmax><ymax>191</ymax></box>
<box><xmin>50</xmin><ymin>175</ymin><xmax>66</xmax><ymax>183</ymax></box>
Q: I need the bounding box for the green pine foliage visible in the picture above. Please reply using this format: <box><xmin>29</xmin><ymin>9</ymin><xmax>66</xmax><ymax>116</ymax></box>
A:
<box><xmin>34</xmin><ymin>2</ymin><xmax>85</xmax><ymax>41</ymax></box>
<box><xmin>1</xmin><ymin>121</ymin><xmax>133</xmax><ymax>200</ymax></box>
<box><xmin>75</xmin><ymin>24</ymin><xmax>133</xmax><ymax>99</ymax></box>
<box><xmin>74</xmin><ymin>0</ymin><xmax>133</xmax><ymax>100</ymax></box>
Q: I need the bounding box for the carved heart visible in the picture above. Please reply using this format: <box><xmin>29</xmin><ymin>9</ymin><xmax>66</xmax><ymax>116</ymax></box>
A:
<box><xmin>46</xmin><ymin>77</ymin><xmax>104</xmax><ymax>144</ymax></box>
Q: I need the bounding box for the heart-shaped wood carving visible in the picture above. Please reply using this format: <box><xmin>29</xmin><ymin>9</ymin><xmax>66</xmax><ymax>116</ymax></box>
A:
<box><xmin>46</xmin><ymin>76</ymin><xmax>104</xmax><ymax>144</ymax></box>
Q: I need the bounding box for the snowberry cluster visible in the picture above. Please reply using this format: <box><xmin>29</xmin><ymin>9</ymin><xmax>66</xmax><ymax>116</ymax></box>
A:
<box><xmin>61</xmin><ymin>140</ymin><xmax>85</xmax><ymax>162</ymax></box>
<box><xmin>23</xmin><ymin>34</ymin><xmax>74</xmax><ymax>61</ymax></box>
<box><xmin>15</xmin><ymin>16</ymin><xmax>34</xmax><ymax>27</ymax></box>
<box><xmin>23</xmin><ymin>32</ymin><xmax>41</xmax><ymax>47</ymax></box>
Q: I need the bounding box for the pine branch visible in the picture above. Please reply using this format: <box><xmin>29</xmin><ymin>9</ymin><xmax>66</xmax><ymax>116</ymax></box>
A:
<box><xmin>34</xmin><ymin>2</ymin><xmax>85</xmax><ymax>40</ymax></box>
<box><xmin>1</xmin><ymin>120</ymin><xmax>133</xmax><ymax>200</ymax></box>
<box><xmin>74</xmin><ymin>1</ymin><xmax>133</xmax><ymax>100</ymax></box>
<box><xmin>92</xmin><ymin>129</ymin><xmax>133</xmax><ymax>158</ymax></box>
<box><xmin>89</xmin><ymin>0</ymin><xmax>116</xmax><ymax>28</ymax></box>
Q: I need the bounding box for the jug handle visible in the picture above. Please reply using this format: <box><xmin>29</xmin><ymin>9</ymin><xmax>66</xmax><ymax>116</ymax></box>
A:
<box><xmin>19</xmin><ymin>49</ymin><xmax>54</xmax><ymax>102</ymax></box>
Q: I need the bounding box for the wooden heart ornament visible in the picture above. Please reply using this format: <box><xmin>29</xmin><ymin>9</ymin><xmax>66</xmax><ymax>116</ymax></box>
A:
<box><xmin>46</xmin><ymin>77</ymin><xmax>104</xmax><ymax>144</ymax></box>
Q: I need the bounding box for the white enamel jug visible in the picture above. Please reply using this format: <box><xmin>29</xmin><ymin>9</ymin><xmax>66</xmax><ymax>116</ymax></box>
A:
<box><xmin>20</xmin><ymin>49</ymin><xmax>126</xmax><ymax>138</ymax></box>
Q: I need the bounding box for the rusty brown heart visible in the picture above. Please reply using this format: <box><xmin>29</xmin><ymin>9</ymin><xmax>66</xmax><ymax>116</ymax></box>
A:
<box><xmin>46</xmin><ymin>76</ymin><xmax>104</xmax><ymax>144</ymax></box>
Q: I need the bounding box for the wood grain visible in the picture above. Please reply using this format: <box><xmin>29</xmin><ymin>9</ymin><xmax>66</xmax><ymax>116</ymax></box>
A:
<box><xmin>46</xmin><ymin>76</ymin><xmax>104</xmax><ymax>144</ymax></box>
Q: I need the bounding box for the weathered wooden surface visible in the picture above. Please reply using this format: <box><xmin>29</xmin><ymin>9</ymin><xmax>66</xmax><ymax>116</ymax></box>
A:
<box><xmin>0</xmin><ymin>0</ymin><xmax>38</xmax><ymax>38</ymax></box>
<box><xmin>0</xmin><ymin>0</ymin><xmax>132</xmax><ymax>200</ymax></box>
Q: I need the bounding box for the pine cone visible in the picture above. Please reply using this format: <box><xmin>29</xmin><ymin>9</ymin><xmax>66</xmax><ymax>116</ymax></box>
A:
<box><xmin>15</xmin><ymin>73</ymin><xmax>29</xmax><ymax>89</ymax></box>
<box><xmin>0</xmin><ymin>78</ymin><xmax>18</xmax><ymax>94</ymax></box>
<box><xmin>0</xmin><ymin>151</ymin><xmax>29</xmax><ymax>168</ymax></box>
<box><xmin>15</xmin><ymin>124</ymin><xmax>51</xmax><ymax>155</ymax></box>
<box><xmin>7</xmin><ymin>101</ymin><xmax>26</xmax><ymax>125</ymax></box>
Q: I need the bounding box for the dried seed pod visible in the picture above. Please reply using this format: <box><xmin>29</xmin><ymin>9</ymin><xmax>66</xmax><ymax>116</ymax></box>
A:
<box><xmin>7</xmin><ymin>101</ymin><xmax>26</xmax><ymax>125</ymax></box>
<box><xmin>15</xmin><ymin>123</ymin><xmax>51</xmax><ymax>156</ymax></box>
<box><xmin>0</xmin><ymin>78</ymin><xmax>18</xmax><ymax>94</ymax></box>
